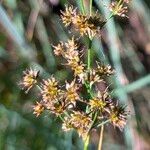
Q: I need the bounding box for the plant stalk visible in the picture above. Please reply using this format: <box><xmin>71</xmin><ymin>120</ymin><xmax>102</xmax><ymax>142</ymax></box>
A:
<box><xmin>98</xmin><ymin>125</ymin><xmax>104</xmax><ymax>150</ymax></box>
<box><xmin>84</xmin><ymin>135</ymin><xmax>90</xmax><ymax>150</ymax></box>
<box><xmin>87</xmin><ymin>40</ymin><xmax>92</xmax><ymax>70</ymax></box>
<box><xmin>90</xmin><ymin>0</ymin><xmax>93</xmax><ymax>15</ymax></box>
<box><xmin>80</xmin><ymin>0</ymin><xmax>86</xmax><ymax>15</ymax></box>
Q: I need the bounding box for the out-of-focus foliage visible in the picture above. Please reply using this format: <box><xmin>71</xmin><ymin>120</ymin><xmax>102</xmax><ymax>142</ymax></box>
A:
<box><xmin>0</xmin><ymin>0</ymin><xmax>150</xmax><ymax>149</ymax></box>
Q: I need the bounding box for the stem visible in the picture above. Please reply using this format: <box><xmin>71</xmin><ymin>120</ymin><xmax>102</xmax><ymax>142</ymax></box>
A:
<box><xmin>36</xmin><ymin>84</ymin><xmax>42</xmax><ymax>91</ymax></box>
<box><xmin>98</xmin><ymin>125</ymin><xmax>104</xmax><ymax>150</ymax></box>
<box><xmin>87</xmin><ymin>40</ymin><xmax>92</xmax><ymax>70</ymax></box>
<box><xmin>58</xmin><ymin>115</ymin><xmax>64</xmax><ymax>122</ymax></box>
<box><xmin>97</xmin><ymin>119</ymin><xmax>110</xmax><ymax>128</ymax></box>
<box><xmin>84</xmin><ymin>135</ymin><xmax>90</xmax><ymax>150</ymax></box>
<box><xmin>80</xmin><ymin>0</ymin><xmax>86</xmax><ymax>15</ymax></box>
<box><xmin>90</xmin><ymin>0</ymin><xmax>93</xmax><ymax>16</ymax></box>
<box><xmin>84</xmin><ymin>82</ymin><xmax>93</xmax><ymax>98</ymax></box>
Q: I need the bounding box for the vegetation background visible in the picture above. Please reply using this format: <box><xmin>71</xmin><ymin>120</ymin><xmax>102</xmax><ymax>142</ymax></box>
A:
<box><xmin>0</xmin><ymin>0</ymin><xmax>150</xmax><ymax>149</ymax></box>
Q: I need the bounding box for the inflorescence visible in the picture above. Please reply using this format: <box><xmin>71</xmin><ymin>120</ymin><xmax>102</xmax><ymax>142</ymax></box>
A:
<box><xmin>20</xmin><ymin>0</ymin><xmax>130</xmax><ymax>140</ymax></box>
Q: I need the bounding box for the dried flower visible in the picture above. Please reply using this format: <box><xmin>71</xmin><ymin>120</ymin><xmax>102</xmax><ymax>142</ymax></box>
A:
<box><xmin>51</xmin><ymin>102</ymin><xmax>65</xmax><ymax>116</ymax></box>
<box><xmin>109</xmin><ymin>0</ymin><xmax>131</xmax><ymax>18</ymax></box>
<box><xmin>73</xmin><ymin>13</ymin><xmax>106</xmax><ymax>39</ymax></box>
<box><xmin>33</xmin><ymin>101</ymin><xmax>44</xmax><ymax>117</ymax></box>
<box><xmin>62</xmin><ymin>112</ymin><xmax>92</xmax><ymax>139</ymax></box>
<box><xmin>41</xmin><ymin>76</ymin><xmax>59</xmax><ymax>102</ymax></box>
<box><xmin>109</xmin><ymin>104</ymin><xmax>129</xmax><ymax>129</ymax></box>
<box><xmin>62</xmin><ymin>116</ymin><xmax>74</xmax><ymax>132</ymax></box>
<box><xmin>61</xmin><ymin>6</ymin><xmax>106</xmax><ymax>39</ymax></box>
<box><xmin>53</xmin><ymin>42</ymin><xmax>64</xmax><ymax>56</ymax></box>
<box><xmin>89</xmin><ymin>90</ymin><xmax>113</xmax><ymax>112</ymax></box>
<box><xmin>61</xmin><ymin>5</ymin><xmax>77</xmax><ymax>26</ymax></box>
<box><xmin>96</xmin><ymin>62</ymin><xmax>114</xmax><ymax>77</ymax></box>
<box><xmin>20</xmin><ymin>68</ymin><xmax>39</xmax><ymax>93</ymax></box>
<box><xmin>89</xmin><ymin>97</ymin><xmax>106</xmax><ymax>111</ymax></box>
<box><xmin>64</xmin><ymin>80</ymin><xmax>80</xmax><ymax>105</ymax></box>
<box><xmin>86</xmin><ymin>69</ymin><xmax>103</xmax><ymax>87</ymax></box>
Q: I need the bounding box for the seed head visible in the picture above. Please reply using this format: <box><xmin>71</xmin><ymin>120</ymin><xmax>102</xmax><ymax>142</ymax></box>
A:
<box><xmin>20</xmin><ymin>68</ymin><xmax>39</xmax><ymax>93</ymax></box>
<box><xmin>33</xmin><ymin>101</ymin><xmax>44</xmax><ymax>117</ymax></box>
<box><xmin>62</xmin><ymin>112</ymin><xmax>92</xmax><ymax>139</ymax></box>
<box><xmin>109</xmin><ymin>104</ymin><xmax>129</xmax><ymax>130</ymax></box>
<box><xmin>53</xmin><ymin>42</ymin><xmax>64</xmax><ymax>56</ymax></box>
<box><xmin>96</xmin><ymin>62</ymin><xmax>114</xmax><ymax>77</ymax></box>
<box><xmin>41</xmin><ymin>76</ymin><xmax>59</xmax><ymax>102</ymax></box>
<box><xmin>64</xmin><ymin>80</ymin><xmax>80</xmax><ymax>105</ymax></box>
<box><xmin>109</xmin><ymin>0</ymin><xmax>131</xmax><ymax>18</ymax></box>
<box><xmin>61</xmin><ymin>6</ymin><xmax>106</xmax><ymax>39</ymax></box>
<box><xmin>61</xmin><ymin>5</ymin><xmax>77</xmax><ymax>26</ymax></box>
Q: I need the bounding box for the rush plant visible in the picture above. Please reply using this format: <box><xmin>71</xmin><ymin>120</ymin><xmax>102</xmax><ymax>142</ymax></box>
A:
<box><xmin>20</xmin><ymin>0</ymin><xmax>131</xmax><ymax>149</ymax></box>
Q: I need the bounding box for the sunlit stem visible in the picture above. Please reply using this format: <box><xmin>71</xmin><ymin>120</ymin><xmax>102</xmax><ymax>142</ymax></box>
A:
<box><xmin>97</xmin><ymin>119</ymin><xmax>110</xmax><ymax>127</ymax></box>
<box><xmin>84</xmin><ymin>135</ymin><xmax>90</xmax><ymax>150</ymax></box>
<box><xmin>98</xmin><ymin>125</ymin><xmax>104</xmax><ymax>150</ymax></box>
<box><xmin>90</xmin><ymin>0</ymin><xmax>93</xmax><ymax>15</ymax></box>
<box><xmin>36</xmin><ymin>84</ymin><xmax>42</xmax><ymax>91</ymax></box>
<box><xmin>80</xmin><ymin>0</ymin><xmax>86</xmax><ymax>15</ymax></box>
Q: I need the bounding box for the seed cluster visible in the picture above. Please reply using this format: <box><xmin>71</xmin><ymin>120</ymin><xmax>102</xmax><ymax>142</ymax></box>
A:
<box><xmin>109</xmin><ymin>0</ymin><xmax>131</xmax><ymax>18</ymax></box>
<box><xmin>61</xmin><ymin>6</ymin><xmax>106</xmax><ymax>39</ymax></box>
<box><xmin>20</xmin><ymin>1</ymin><xmax>130</xmax><ymax>140</ymax></box>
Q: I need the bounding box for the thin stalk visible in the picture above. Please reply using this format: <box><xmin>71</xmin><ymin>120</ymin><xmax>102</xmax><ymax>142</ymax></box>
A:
<box><xmin>36</xmin><ymin>84</ymin><xmax>42</xmax><ymax>91</ymax></box>
<box><xmin>84</xmin><ymin>135</ymin><xmax>90</xmax><ymax>150</ymax></box>
<box><xmin>97</xmin><ymin>119</ymin><xmax>110</xmax><ymax>128</ymax></box>
<box><xmin>58</xmin><ymin>115</ymin><xmax>64</xmax><ymax>122</ymax></box>
<box><xmin>98</xmin><ymin>125</ymin><xmax>104</xmax><ymax>150</ymax></box>
<box><xmin>90</xmin><ymin>0</ymin><xmax>93</xmax><ymax>15</ymax></box>
<box><xmin>87</xmin><ymin>40</ymin><xmax>92</xmax><ymax>70</ymax></box>
<box><xmin>84</xmin><ymin>82</ymin><xmax>93</xmax><ymax>98</ymax></box>
<box><xmin>80</xmin><ymin>0</ymin><xmax>86</xmax><ymax>15</ymax></box>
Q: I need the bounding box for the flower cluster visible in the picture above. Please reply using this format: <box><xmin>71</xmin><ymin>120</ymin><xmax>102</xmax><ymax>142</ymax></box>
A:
<box><xmin>20</xmin><ymin>1</ymin><xmax>130</xmax><ymax>140</ymax></box>
<box><xmin>20</xmin><ymin>63</ymin><xmax>128</xmax><ymax>139</ymax></box>
<box><xmin>62</xmin><ymin>112</ymin><xmax>92</xmax><ymax>139</ymax></box>
<box><xmin>109</xmin><ymin>0</ymin><xmax>132</xmax><ymax>18</ymax></box>
<box><xmin>61</xmin><ymin>6</ymin><xmax>106</xmax><ymax>39</ymax></box>
<box><xmin>19</xmin><ymin>68</ymin><xmax>39</xmax><ymax>93</ymax></box>
<box><xmin>53</xmin><ymin>37</ymin><xmax>85</xmax><ymax>78</ymax></box>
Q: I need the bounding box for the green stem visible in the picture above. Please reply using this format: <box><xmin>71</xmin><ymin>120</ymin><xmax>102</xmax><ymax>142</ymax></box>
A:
<box><xmin>84</xmin><ymin>82</ymin><xmax>93</xmax><ymax>98</ymax></box>
<box><xmin>88</xmin><ymin>111</ymin><xmax>98</xmax><ymax>131</ymax></box>
<box><xmin>84</xmin><ymin>135</ymin><xmax>90</xmax><ymax>150</ymax></box>
<box><xmin>97</xmin><ymin>119</ymin><xmax>110</xmax><ymax>128</ymax></box>
<box><xmin>80</xmin><ymin>0</ymin><xmax>86</xmax><ymax>15</ymax></box>
<box><xmin>87</xmin><ymin>40</ymin><xmax>92</xmax><ymax>70</ymax></box>
<box><xmin>36</xmin><ymin>84</ymin><xmax>42</xmax><ymax>91</ymax></box>
<box><xmin>58</xmin><ymin>115</ymin><xmax>64</xmax><ymax>122</ymax></box>
<box><xmin>90</xmin><ymin>0</ymin><xmax>93</xmax><ymax>15</ymax></box>
<box><xmin>98</xmin><ymin>125</ymin><xmax>104</xmax><ymax>150</ymax></box>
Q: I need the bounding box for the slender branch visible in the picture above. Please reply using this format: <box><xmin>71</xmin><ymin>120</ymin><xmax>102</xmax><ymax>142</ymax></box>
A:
<box><xmin>36</xmin><ymin>84</ymin><xmax>42</xmax><ymax>91</ymax></box>
<box><xmin>84</xmin><ymin>81</ymin><xmax>94</xmax><ymax>98</ymax></box>
<box><xmin>98</xmin><ymin>125</ymin><xmax>104</xmax><ymax>150</ymax></box>
<box><xmin>84</xmin><ymin>135</ymin><xmax>90</xmax><ymax>150</ymax></box>
<box><xmin>87</xmin><ymin>40</ymin><xmax>92</xmax><ymax>70</ymax></box>
<box><xmin>26</xmin><ymin>0</ymin><xmax>43</xmax><ymax>41</ymax></box>
<box><xmin>80</xmin><ymin>0</ymin><xmax>86</xmax><ymax>15</ymax></box>
<box><xmin>97</xmin><ymin>119</ymin><xmax>110</xmax><ymax>128</ymax></box>
<box><xmin>90</xmin><ymin>0</ymin><xmax>93</xmax><ymax>15</ymax></box>
<box><xmin>58</xmin><ymin>115</ymin><xmax>64</xmax><ymax>122</ymax></box>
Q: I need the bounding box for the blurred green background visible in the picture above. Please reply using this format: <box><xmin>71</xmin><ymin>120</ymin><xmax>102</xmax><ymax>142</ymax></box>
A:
<box><xmin>0</xmin><ymin>0</ymin><xmax>150</xmax><ymax>149</ymax></box>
